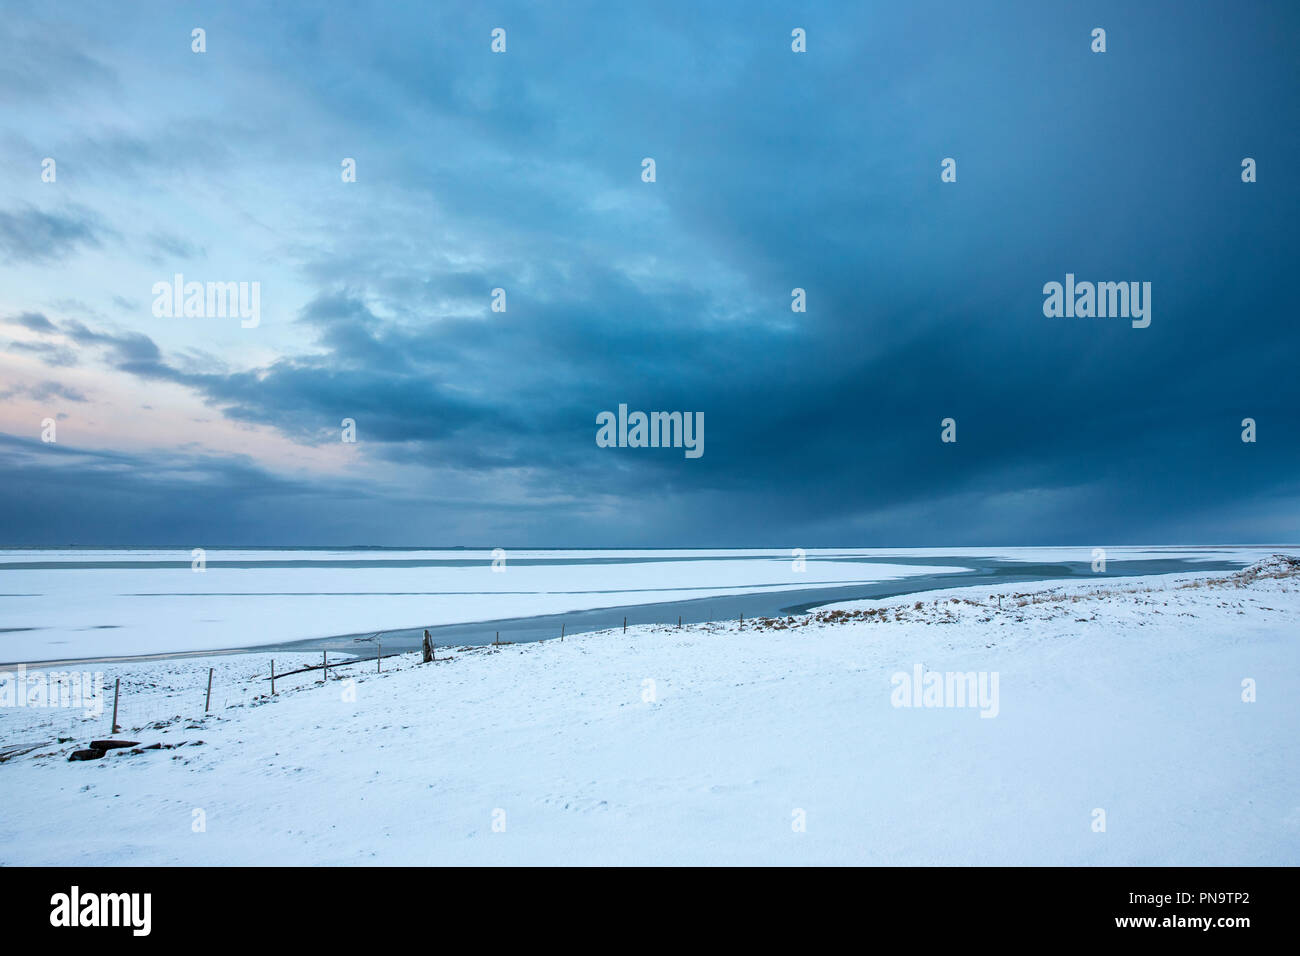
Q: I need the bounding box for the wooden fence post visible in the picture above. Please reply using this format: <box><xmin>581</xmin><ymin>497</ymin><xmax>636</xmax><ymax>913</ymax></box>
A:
<box><xmin>623</xmin><ymin>616</ymin><xmax>626</xmax><ymax>633</ymax></box>
<box><xmin>377</xmin><ymin>640</ymin><xmax>382</xmax><ymax>673</ymax></box>
<box><xmin>561</xmin><ymin>622</ymin><xmax>565</xmax><ymax>641</ymax></box>
<box><xmin>271</xmin><ymin>659</ymin><xmax>276</xmax><ymax>695</ymax></box>
<box><xmin>111</xmin><ymin>678</ymin><xmax>121</xmax><ymax>734</ymax></box>
<box><xmin>205</xmin><ymin>667</ymin><xmax>213</xmax><ymax>713</ymax></box>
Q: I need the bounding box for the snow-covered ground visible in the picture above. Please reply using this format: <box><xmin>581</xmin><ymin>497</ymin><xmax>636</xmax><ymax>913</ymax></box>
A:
<box><xmin>1</xmin><ymin>557</ymin><xmax>1296</xmax><ymax>865</ymax></box>
<box><xmin>0</xmin><ymin>550</ymin><xmax>974</xmax><ymax>661</ymax></box>
<box><xmin>1</xmin><ymin>545</ymin><xmax>1285</xmax><ymax>663</ymax></box>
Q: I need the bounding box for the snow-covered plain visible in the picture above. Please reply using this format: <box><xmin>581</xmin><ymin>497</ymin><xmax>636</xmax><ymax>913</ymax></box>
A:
<box><xmin>0</xmin><ymin>546</ymin><xmax>1282</xmax><ymax>663</ymax></box>
<box><xmin>0</xmin><ymin>550</ymin><xmax>976</xmax><ymax>662</ymax></box>
<box><xmin>1</xmin><ymin>557</ymin><xmax>1296</xmax><ymax>865</ymax></box>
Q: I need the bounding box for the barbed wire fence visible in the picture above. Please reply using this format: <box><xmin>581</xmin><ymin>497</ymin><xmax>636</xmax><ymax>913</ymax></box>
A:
<box><xmin>0</xmin><ymin>631</ymin><xmax>513</xmax><ymax>754</ymax></box>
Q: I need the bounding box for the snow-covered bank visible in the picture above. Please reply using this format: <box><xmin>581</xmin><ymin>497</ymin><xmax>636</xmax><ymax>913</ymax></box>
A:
<box><xmin>1</xmin><ymin>559</ymin><xmax>1297</xmax><ymax>865</ymax></box>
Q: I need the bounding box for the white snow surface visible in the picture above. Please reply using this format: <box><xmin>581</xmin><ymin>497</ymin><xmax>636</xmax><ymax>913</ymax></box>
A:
<box><xmin>1</xmin><ymin>558</ymin><xmax>1296</xmax><ymax>865</ymax></box>
<box><xmin>2</xmin><ymin>545</ymin><xmax>1288</xmax><ymax>663</ymax></box>
<box><xmin>0</xmin><ymin>550</ymin><xmax>977</xmax><ymax>662</ymax></box>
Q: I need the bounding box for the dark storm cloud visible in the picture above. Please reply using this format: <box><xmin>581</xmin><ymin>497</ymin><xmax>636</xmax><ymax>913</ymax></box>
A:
<box><xmin>0</xmin><ymin>434</ymin><xmax>382</xmax><ymax>547</ymax></box>
<box><xmin>0</xmin><ymin>0</ymin><xmax>1297</xmax><ymax>545</ymax></box>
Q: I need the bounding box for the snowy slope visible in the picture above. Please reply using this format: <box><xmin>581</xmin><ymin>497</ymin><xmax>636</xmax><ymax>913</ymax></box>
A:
<box><xmin>0</xmin><ymin>559</ymin><xmax>1296</xmax><ymax>865</ymax></box>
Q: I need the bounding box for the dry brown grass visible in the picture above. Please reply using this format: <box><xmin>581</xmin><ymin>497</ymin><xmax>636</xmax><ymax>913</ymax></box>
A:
<box><xmin>726</xmin><ymin>554</ymin><xmax>1300</xmax><ymax>634</ymax></box>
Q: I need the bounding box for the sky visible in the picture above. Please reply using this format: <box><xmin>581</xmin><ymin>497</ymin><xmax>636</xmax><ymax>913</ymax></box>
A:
<box><xmin>1</xmin><ymin>0</ymin><xmax>1297</xmax><ymax>547</ymax></box>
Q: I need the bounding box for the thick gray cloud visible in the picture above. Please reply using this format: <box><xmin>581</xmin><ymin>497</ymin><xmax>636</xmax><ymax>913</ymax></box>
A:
<box><xmin>0</xmin><ymin>1</ymin><xmax>1297</xmax><ymax>546</ymax></box>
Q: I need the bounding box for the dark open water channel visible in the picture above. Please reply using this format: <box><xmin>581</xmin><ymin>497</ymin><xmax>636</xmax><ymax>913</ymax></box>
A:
<box><xmin>248</xmin><ymin>554</ymin><xmax>1243</xmax><ymax>658</ymax></box>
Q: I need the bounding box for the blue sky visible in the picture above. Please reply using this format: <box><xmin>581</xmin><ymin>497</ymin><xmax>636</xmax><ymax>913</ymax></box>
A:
<box><xmin>1</xmin><ymin>1</ymin><xmax>1297</xmax><ymax>546</ymax></box>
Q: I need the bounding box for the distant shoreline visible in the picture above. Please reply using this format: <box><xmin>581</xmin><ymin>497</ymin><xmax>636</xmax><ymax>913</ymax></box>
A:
<box><xmin>2</xmin><ymin>554</ymin><xmax>1259</xmax><ymax>668</ymax></box>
